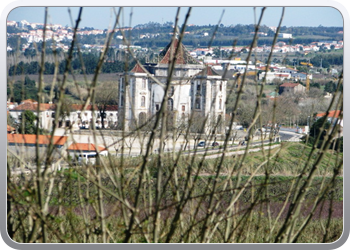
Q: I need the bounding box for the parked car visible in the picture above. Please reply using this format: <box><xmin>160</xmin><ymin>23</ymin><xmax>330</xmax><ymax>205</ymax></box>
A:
<box><xmin>76</xmin><ymin>151</ymin><xmax>108</xmax><ymax>165</ymax></box>
<box><xmin>212</xmin><ymin>142</ymin><xmax>219</xmax><ymax>147</ymax></box>
<box><xmin>197</xmin><ymin>141</ymin><xmax>206</xmax><ymax>147</ymax></box>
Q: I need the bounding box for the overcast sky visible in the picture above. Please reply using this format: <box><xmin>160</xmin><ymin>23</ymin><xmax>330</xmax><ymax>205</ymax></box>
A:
<box><xmin>7</xmin><ymin>6</ymin><xmax>343</xmax><ymax>29</ymax></box>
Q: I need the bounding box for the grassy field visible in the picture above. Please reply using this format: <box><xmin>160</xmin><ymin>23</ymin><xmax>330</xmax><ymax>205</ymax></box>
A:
<box><xmin>7</xmin><ymin>142</ymin><xmax>343</xmax><ymax>243</ymax></box>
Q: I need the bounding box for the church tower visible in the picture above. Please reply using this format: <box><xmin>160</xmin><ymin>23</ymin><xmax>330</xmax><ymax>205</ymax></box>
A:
<box><xmin>191</xmin><ymin>66</ymin><xmax>226</xmax><ymax>133</ymax></box>
<box><xmin>118</xmin><ymin>63</ymin><xmax>150</xmax><ymax>130</ymax></box>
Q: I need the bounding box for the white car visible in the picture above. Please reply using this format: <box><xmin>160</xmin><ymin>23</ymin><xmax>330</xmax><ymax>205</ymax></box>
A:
<box><xmin>77</xmin><ymin>151</ymin><xmax>108</xmax><ymax>165</ymax></box>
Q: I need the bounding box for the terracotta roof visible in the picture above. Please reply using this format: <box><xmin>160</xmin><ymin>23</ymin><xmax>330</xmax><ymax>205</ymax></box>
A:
<box><xmin>206</xmin><ymin>66</ymin><xmax>219</xmax><ymax>76</ymax></box>
<box><xmin>130</xmin><ymin>63</ymin><xmax>148</xmax><ymax>73</ymax></box>
<box><xmin>7</xmin><ymin>125</ymin><xmax>16</xmax><ymax>133</ymax></box>
<box><xmin>70</xmin><ymin>104</ymin><xmax>118</xmax><ymax>111</ymax></box>
<box><xmin>21</xmin><ymin>99</ymin><xmax>37</xmax><ymax>104</ymax></box>
<box><xmin>316</xmin><ymin>110</ymin><xmax>342</xmax><ymax>119</ymax></box>
<box><xmin>67</xmin><ymin>143</ymin><xmax>107</xmax><ymax>152</ymax></box>
<box><xmin>70</xmin><ymin>104</ymin><xmax>98</xmax><ymax>111</ymax></box>
<box><xmin>105</xmin><ymin>105</ymin><xmax>118</xmax><ymax>111</ymax></box>
<box><xmin>7</xmin><ymin>134</ymin><xmax>67</xmax><ymax>146</ymax></box>
<box><xmin>159</xmin><ymin>38</ymin><xmax>200</xmax><ymax>65</ymax></box>
<box><xmin>279</xmin><ymin>82</ymin><xmax>300</xmax><ymax>88</ymax></box>
<box><xmin>197</xmin><ymin>66</ymin><xmax>220</xmax><ymax>77</ymax></box>
<box><xmin>13</xmin><ymin>100</ymin><xmax>55</xmax><ymax>112</ymax></box>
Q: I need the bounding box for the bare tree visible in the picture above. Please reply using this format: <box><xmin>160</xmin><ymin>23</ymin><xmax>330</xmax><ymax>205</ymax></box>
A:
<box><xmin>94</xmin><ymin>81</ymin><xmax>118</xmax><ymax>128</ymax></box>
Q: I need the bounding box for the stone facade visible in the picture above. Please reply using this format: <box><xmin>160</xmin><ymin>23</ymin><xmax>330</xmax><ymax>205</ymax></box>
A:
<box><xmin>118</xmin><ymin>38</ymin><xmax>226</xmax><ymax>133</ymax></box>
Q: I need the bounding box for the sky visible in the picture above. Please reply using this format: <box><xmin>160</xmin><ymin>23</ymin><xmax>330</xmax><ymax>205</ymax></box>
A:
<box><xmin>7</xmin><ymin>6</ymin><xmax>344</xmax><ymax>29</ymax></box>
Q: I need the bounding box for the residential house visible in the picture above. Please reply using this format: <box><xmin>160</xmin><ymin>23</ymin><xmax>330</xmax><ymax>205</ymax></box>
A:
<box><xmin>278</xmin><ymin>82</ymin><xmax>306</xmax><ymax>95</ymax></box>
<box><xmin>67</xmin><ymin>104</ymin><xmax>118</xmax><ymax>129</ymax></box>
<box><xmin>7</xmin><ymin>101</ymin><xmax>17</xmax><ymax>110</ymax></box>
<box><xmin>258</xmin><ymin>72</ymin><xmax>291</xmax><ymax>83</ymax></box>
<box><xmin>7</xmin><ymin>134</ymin><xmax>68</xmax><ymax>160</ymax></box>
<box><xmin>278</xmin><ymin>67</ymin><xmax>298</xmax><ymax>74</ymax></box>
<box><xmin>9</xmin><ymin>99</ymin><xmax>118</xmax><ymax>131</ymax></box>
<box><xmin>9</xmin><ymin>99</ymin><xmax>55</xmax><ymax>131</ymax></box>
<box><xmin>316</xmin><ymin>110</ymin><xmax>343</xmax><ymax>128</ymax></box>
<box><xmin>292</xmin><ymin>72</ymin><xmax>312</xmax><ymax>81</ymax></box>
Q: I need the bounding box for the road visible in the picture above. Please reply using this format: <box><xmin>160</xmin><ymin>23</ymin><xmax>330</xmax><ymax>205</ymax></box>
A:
<box><xmin>9</xmin><ymin>128</ymin><xmax>305</xmax><ymax>175</ymax></box>
<box><xmin>279</xmin><ymin>128</ymin><xmax>304</xmax><ymax>142</ymax></box>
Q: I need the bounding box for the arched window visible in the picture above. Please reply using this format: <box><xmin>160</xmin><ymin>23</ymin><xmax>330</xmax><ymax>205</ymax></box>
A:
<box><xmin>139</xmin><ymin>112</ymin><xmax>146</xmax><ymax>125</ymax></box>
<box><xmin>168</xmin><ymin>98</ymin><xmax>174</xmax><ymax>111</ymax></box>
<box><xmin>219</xmin><ymin>99</ymin><xmax>222</xmax><ymax>110</ymax></box>
<box><xmin>155</xmin><ymin>104</ymin><xmax>160</xmax><ymax>111</ymax></box>
<box><xmin>141</xmin><ymin>96</ymin><xmax>146</xmax><ymax>107</ymax></box>
<box><xmin>168</xmin><ymin>86</ymin><xmax>175</xmax><ymax>97</ymax></box>
<box><xmin>217</xmin><ymin>115</ymin><xmax>222</xmax><ymax>123</ymax></box>
<box><xmin>195</xmin><ymin>97</ymin><xmax>201</xmax><ymax>109</ymax></box>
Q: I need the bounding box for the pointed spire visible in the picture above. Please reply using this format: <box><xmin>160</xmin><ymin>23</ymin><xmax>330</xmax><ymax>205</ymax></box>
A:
<box><xmin>158</xmin><ymin>38</ymin><xmax>200</xmax><ymax>65</ymax></box>
<box><xmin>130</xmin><ymin>63</ymin><xmax>148</xmax><ymax>73</ymax></box>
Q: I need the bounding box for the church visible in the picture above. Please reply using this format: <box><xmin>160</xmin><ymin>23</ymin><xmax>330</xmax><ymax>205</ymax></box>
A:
<box><xmin>117</xmin><ymin>38</ymin><xmax>227</xmax><ymax>133</ymax></box>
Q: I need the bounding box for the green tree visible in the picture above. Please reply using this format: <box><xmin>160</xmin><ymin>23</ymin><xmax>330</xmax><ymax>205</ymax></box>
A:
<box><xmin>7</xmin><ymin>76</ymin><xmax>38</xmax><ymax>103</ymax></box>
<box><xmin>310</xmin><ymin>116</ymin><xmax>331</xmax><ymax>141</ymax></box>
<box><xmin>18</xmin><ymin>110</ymin><xmax>38</xmax><ymax>134</ymax></box>
<box><xmin>324</xmin><ymin>81</ymin><xmax>341</xmax><ymax>93</ymax></box>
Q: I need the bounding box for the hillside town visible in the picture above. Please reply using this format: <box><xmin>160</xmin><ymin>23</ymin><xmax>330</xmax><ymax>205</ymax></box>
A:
<box><xmin>7</xmin><ymin>19</ymin><xmax>343</xmax><ymax>55</ymax></box>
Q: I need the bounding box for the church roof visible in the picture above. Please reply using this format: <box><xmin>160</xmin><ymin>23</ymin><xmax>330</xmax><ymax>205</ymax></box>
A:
<box><xmin>204</xmin><ymin>66</ymin><xmax>220</xmax><ymax>76</ymax></box>
<box><xmin>159</xmin><ymin>38</ymin><xmax>200</xmax><ymax>65</ymax></box>
<box><xmin>130</xmin><ymin>63</ymin><xmax>148</xmax><ymax>74</ymax></box>
<box><xmin>196</xmin><ymin>66</ymin><xmax>220</xmax><ymax>77</ymax></box>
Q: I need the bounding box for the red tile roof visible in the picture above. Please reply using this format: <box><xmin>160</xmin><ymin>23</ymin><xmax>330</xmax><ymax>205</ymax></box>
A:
<box><xmin>67</xmin><ymin>143</ymin><xmax>107</xmax><ymax>152</ymax></box>
<box><xmin>7</xmin><ymin>134</ymin><xmax>67</xmax><ymax>146</ymax></box>
<box><xmin>280</xmin><ymin>82</ymin><xmax>300</xmax><ymax>88</ymax></box>
<box><xmin>70</xmin><ymin>104</ymin><xmax>118</xmax><ymax>111</ymax></box>
<box><xmin>131</xmin><ymin>63</ymin><xmax>148</xmax><ymax>73</ymax></box>
<box><xmin>70</xmin><ymin>104</ymin><xmax>98</xmax><ymax>111</ymax></box>
<box><xmin>7</xmin><ymin>125</ymin><xmax>16</xmax><ymax>133</ymax></box>
<box><xmin>13</xmin><ymin>100</ymin><xmax>55</xmax><ymax>111</ymax></box>
<box><xmin>316</xmin><ymin>110</ymin><xmax>342</xmax><ymax>119</ymax></box>
<box><xmin>197</xmin><ymin>66</ymin><xmax>219</xmax><ymax>76</ymax></box>
<box><xmin>105</xmin><ymin>105</ymin><xmax>118</xmax><ymax>111</ymax></box>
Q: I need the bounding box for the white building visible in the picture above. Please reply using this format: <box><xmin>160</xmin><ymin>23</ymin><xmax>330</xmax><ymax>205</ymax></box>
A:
<box><xmin>278</xmin><ymin>33</ymin><xmax>293</xmax><ymax>38</ymax></box>
<box><xmin>118</xmin><ymin>38</ymin><xmax>227</xmax><ymax>133</ymax></box>
<box><xmin>9</xmin><ymin>100</ymin><xmax>118</xmax><ymax>131</ymax></box>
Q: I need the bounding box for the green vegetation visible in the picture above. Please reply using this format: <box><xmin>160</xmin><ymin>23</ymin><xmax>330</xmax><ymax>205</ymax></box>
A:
<box><xmin>8</xmin><ymin>54</ymin><xmax>137</xmax><ymax>75</ymax></box>
<box><xmin>7</xmin><ymin>76</ymin><xmax>38</xmax><ymax>103</ymax></box>
<box><xmin>7</xmin><ymin>8</ymin><xmax>343</xmax><ymax>244</ymax></box>
<box><xmin>8</xmin><ymin>142</ymin><xmax>343</xmax><ymax>243</ymax></box>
